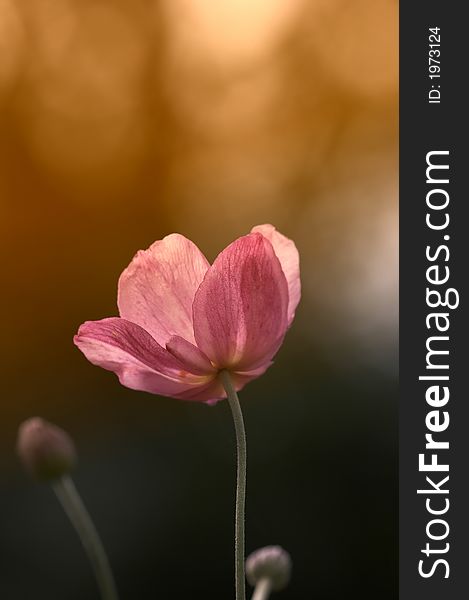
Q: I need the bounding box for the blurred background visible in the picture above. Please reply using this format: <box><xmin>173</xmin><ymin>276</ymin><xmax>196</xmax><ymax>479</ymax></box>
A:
<box><xmin>0</xmin><ymin>0</ymin><xmax>397</xmax><ymax>598</ymax></box>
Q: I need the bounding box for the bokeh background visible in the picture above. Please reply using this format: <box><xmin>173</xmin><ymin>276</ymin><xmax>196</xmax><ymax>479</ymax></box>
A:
<box><xmin>0</xmin><ymin>0</ymin><xmax>398</xmax><ymax>598</ymax></box>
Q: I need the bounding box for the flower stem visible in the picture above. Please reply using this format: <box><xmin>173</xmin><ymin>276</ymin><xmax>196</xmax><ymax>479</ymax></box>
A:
<box><xmin>52</xmin><ymin>476</ymin><xmax>119</xmax><ymax>600</ymax></box>
<box><xmin>220</xmin><ymin>370</ymin><xmax>247</xmax><ymax>600</ymax></box>
<box><xmin>252</xmin><ymin>578</ymin><xmax>272</xmax><ymax>600</ymax></box>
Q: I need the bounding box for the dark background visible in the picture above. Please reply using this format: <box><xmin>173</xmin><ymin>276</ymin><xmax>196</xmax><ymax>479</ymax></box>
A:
<box><xmin>0</xmin><ymin>0</ymin><xmax>397</xmax><ymax>597</ymax></box>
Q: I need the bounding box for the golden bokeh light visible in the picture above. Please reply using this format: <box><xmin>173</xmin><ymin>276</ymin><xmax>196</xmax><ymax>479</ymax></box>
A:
<box><xmin>13</xmin><ymin>1</ymin><xmax>149</xmax><ymax>190</ymax></box>
<box><xmin>0</xmin><ymin>0</ymin><xmax>398</xmax><ymax>426</ymax></box>
<box><xmin>0</xmin><ymin>0</ymin><xmax>24</xmax><ymax>94</ymax></box>
<box><xmin>305</xmin><ymin>0</ymin><xmax>398</xmax><ymax>98</ymax></box>
<box><xmin>161</xmin><ymin>0</ymin><xmax>304</xmax><ymax>67</ymax></box>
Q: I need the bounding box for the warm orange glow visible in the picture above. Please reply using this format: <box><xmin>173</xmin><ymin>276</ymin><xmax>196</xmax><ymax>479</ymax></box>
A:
<box><xmin>0</xmin><ymin>0</ymin><xmax>397</xmax><ymax>425</ymax></box>
<box><xmin>162</xmin><ymin>0</ymin><xmax>304</xmax><ymax>65</ymax></box>
<box><xmin>0</xmin><ymin>0</ymin><xmax>24</xmax><ymax>92</ymax></box>
<box><xmin>308</xmin><ymin>0</ymin><xmax>398</xmax><ymax>97</ymax></box>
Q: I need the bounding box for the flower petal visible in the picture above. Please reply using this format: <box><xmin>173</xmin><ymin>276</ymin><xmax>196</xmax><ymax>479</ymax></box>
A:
<box><xmin>192</xmin><ymin>233</ymin><xmax>289</xmax><ymax>370</ymax></box>
<box><xmin>251</xmin><ymin>224</ymin><xmax>301</xmax><ymax>325</ymax></box>
<box><xmin>171</xmin><ymin>378</ymin><xmax>226</xmax><ymax>404</ymax></box>
<box><xmin>132</xmin><ymin>371</ymin><xmax>226</xmax><ymax>404</ymax></box>
<box><xmin>230</xmin><ymin>362</ymin><xmax>273</xmax><ymax>391</ymax></box>
<box><xmin>117</xmin><ymin>234</ymin><xmax>210</xmax><ymax>346</ymax></box>
<box><xmin>166</xmin><ymin>335</ymin><xmax>216</xmax><ymax>376</ymax></box>
<box><xmin>74</xmin><ymin>318</ymin><xmax>215</xmax><ymax>399</ymax></box>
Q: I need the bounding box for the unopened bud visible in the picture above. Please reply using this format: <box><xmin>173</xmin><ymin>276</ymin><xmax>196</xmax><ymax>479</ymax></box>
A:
<box><xmin>246</xmin><ymin>545</ymin><xmax>292</xmax><ymax>591</ymax></box>
<box><xmin>17</xmin><ymin>417</ymin><xmax>77</xmax><ymax>481</ymax></box>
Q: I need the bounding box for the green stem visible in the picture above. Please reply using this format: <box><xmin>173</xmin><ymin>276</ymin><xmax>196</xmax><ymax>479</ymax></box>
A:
<box><xmin>220</xmin><ymin>370</ymin><xmax>247</xmax><ymax>600</ymax></box>
<box><xmin>53</xmin><ymin>476</ymin><xmax>119</xmax><ymax>600</ymax></box>
<box><xmin>252</xmin><ymin>578</ymin><xmax>272</xmax><ymax>600</ymax></box>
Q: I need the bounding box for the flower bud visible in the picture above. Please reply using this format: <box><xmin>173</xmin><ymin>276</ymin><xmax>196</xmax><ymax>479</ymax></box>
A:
<box><xmin>17</xmin><ymin>417</ymin><xmax>77</xmax><ymax>481</ymax></box>
<box><xmin>245</xmin><ymin>545</ymin><xmax>292</xmax><ymax>591</ymax></box>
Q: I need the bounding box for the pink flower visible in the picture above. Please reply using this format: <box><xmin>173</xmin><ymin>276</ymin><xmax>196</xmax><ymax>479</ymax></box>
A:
<box><xmin>74</xmin><ymin>225</ymin><xmax>300</xmax><ymax>404</ymax></box>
